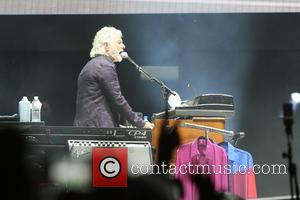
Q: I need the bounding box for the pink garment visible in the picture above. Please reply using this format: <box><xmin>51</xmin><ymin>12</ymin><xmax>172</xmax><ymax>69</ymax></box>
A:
<box><xmin>175</xmin><ymin>138</ymin><xmax>228</xmax><ymax>200</ymax></box>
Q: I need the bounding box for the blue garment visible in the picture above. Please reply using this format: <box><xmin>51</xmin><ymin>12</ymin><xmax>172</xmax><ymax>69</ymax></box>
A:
<box><xmin>219</xmin><ymin>142</ymin><xmax>257</xmax><ymax>199</ymax></box>
<box><xmin>219</xmin><ymin>142</ymin><xmax>253</xmax><ymax>173</ymax></box>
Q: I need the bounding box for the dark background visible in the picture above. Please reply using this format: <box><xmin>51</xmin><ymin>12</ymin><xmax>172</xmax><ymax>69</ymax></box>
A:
<box><xmin>0</xmin><ymin>14</ymin><xmax>300</xmax><ymax>197</ymax></box>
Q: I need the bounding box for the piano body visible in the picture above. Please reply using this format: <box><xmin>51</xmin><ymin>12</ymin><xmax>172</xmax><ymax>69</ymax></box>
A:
<box><xmin>151</xmin><ymin>94</ymin><xmax>235</xmax><ymax>163</ymax></box>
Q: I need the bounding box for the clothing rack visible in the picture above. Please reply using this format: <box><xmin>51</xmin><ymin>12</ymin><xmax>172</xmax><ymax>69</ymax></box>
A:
<box><xmin>180</xmin><ymin>122</ymin><xmax>245</xmax><ymax>145</ymax></box>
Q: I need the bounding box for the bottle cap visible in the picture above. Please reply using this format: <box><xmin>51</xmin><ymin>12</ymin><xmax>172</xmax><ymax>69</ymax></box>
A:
<box><xmin>34</xmin><ymin>96</ymin><xmax>39</xmax><ymax>100</ymax></box>
<box><xmin>22</xmin><ymin>96</ymin><xmax>28</xmax><ymax>101</ymax></box>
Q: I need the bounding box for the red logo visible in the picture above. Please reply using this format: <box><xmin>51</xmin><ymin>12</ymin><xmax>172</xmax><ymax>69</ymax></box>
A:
<box><xmin>92</xmin><ymin>148</ymin><xmax>128</xmax><ymax>187</ymax></box>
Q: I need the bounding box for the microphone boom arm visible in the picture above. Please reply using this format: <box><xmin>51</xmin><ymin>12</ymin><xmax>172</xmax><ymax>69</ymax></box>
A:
<box><xmin>126</xmin><ymin>56</ymin><xmax>176</xmax><ymax>99</ymax></box>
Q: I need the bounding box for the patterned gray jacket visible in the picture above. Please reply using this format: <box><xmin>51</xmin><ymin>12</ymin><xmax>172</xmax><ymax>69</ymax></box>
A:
<box><xmin>74</xmin><ymin>55</ymin><xmax>145</xmax><ymax>128</ymax></box>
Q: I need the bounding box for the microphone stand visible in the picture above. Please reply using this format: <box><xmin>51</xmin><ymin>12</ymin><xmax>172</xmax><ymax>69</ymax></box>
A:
<box><xmin>124</xmin><ymin>54</ymin><xmax>180</xmax><ymax>170</ymax></box>
<box><xmin>282</xmin><ymin>103</ymin><xmax>300</xmax><ymax>200</ymax></box>
<box><xmin>124</xmin><ymin>55</ymin><xmax>177</xmax><ymax>167</ymax></box>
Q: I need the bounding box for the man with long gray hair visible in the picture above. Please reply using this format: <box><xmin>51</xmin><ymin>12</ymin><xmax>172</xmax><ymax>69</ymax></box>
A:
<box><xmin>74</xmin><ymin>26</ymin><xmax>154</xmax><ymax>129</ymax></box>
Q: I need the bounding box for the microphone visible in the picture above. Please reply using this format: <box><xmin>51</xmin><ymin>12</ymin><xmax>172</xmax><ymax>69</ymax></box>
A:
<box><xmin>120</xmin><ymin>51</ymin><xmax>141</xmax><ymax>71</ymax></box>
<box><xmin>283</xmin><ymin>103</ymin><xmax>293</xmax><ymax>121</ymax></box>
<box><xmin>283</xmin><ymin>103</ymin><xmax>294</xmax><ymax>136</ymax></box>
<box><xmin>120</xmin><ymin>51</ymin><xmax>129</xmax><ymax>59</ymax></box>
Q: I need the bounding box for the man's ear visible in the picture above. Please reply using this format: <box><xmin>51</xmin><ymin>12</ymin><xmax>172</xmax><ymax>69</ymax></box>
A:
<box><xmin>104</xmin><ymin>42</ymin><xmax>110</xmax><ymax>52</ymax></box>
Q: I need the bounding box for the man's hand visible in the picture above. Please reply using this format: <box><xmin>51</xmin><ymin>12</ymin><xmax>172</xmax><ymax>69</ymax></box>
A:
<box><xmin>143</xmin><ymin>121</ymin><xmax>154</xmax><ymax>129</ymax></box>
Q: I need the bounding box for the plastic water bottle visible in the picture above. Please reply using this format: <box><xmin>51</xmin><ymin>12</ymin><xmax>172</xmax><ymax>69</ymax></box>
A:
<box><xmin>19</xmin><ymin>96</ymin><xmax>31</xmax><ymax>122</ymax></box>
<box><xmin>31</xmin><ymin>96</ymin><xmax>42</xmax><ymax>122</ymax></box>
<box><xmin>143</xmin><ymin>115</ymin><xmax>149</xmax><ymax>122</ymax></box>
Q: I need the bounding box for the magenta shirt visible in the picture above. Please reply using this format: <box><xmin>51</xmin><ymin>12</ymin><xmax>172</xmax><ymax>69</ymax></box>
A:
<box><xmin>175</xmin><ymin>138</ymin><xmax>228</xmax><ymax>200</ymax></box>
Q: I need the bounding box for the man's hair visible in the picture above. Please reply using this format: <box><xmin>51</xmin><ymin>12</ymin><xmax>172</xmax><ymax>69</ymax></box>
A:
<box><xmin>90</xmin><ymin>26</ymin><xmax>122</xmax><ymax>58</ymax></box>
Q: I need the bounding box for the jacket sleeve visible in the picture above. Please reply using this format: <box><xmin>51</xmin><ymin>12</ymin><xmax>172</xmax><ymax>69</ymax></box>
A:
<box><xmin>96</xmin><ymin>63</ymin><xmax>145</xmax><ymax>128</ymax></box>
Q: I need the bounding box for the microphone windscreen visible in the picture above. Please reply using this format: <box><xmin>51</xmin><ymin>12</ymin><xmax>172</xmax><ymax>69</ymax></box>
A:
<box><xmin>120</xmin><ymin>51</ymin><xmax>129</xmax><ymax>59</ymax></box>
